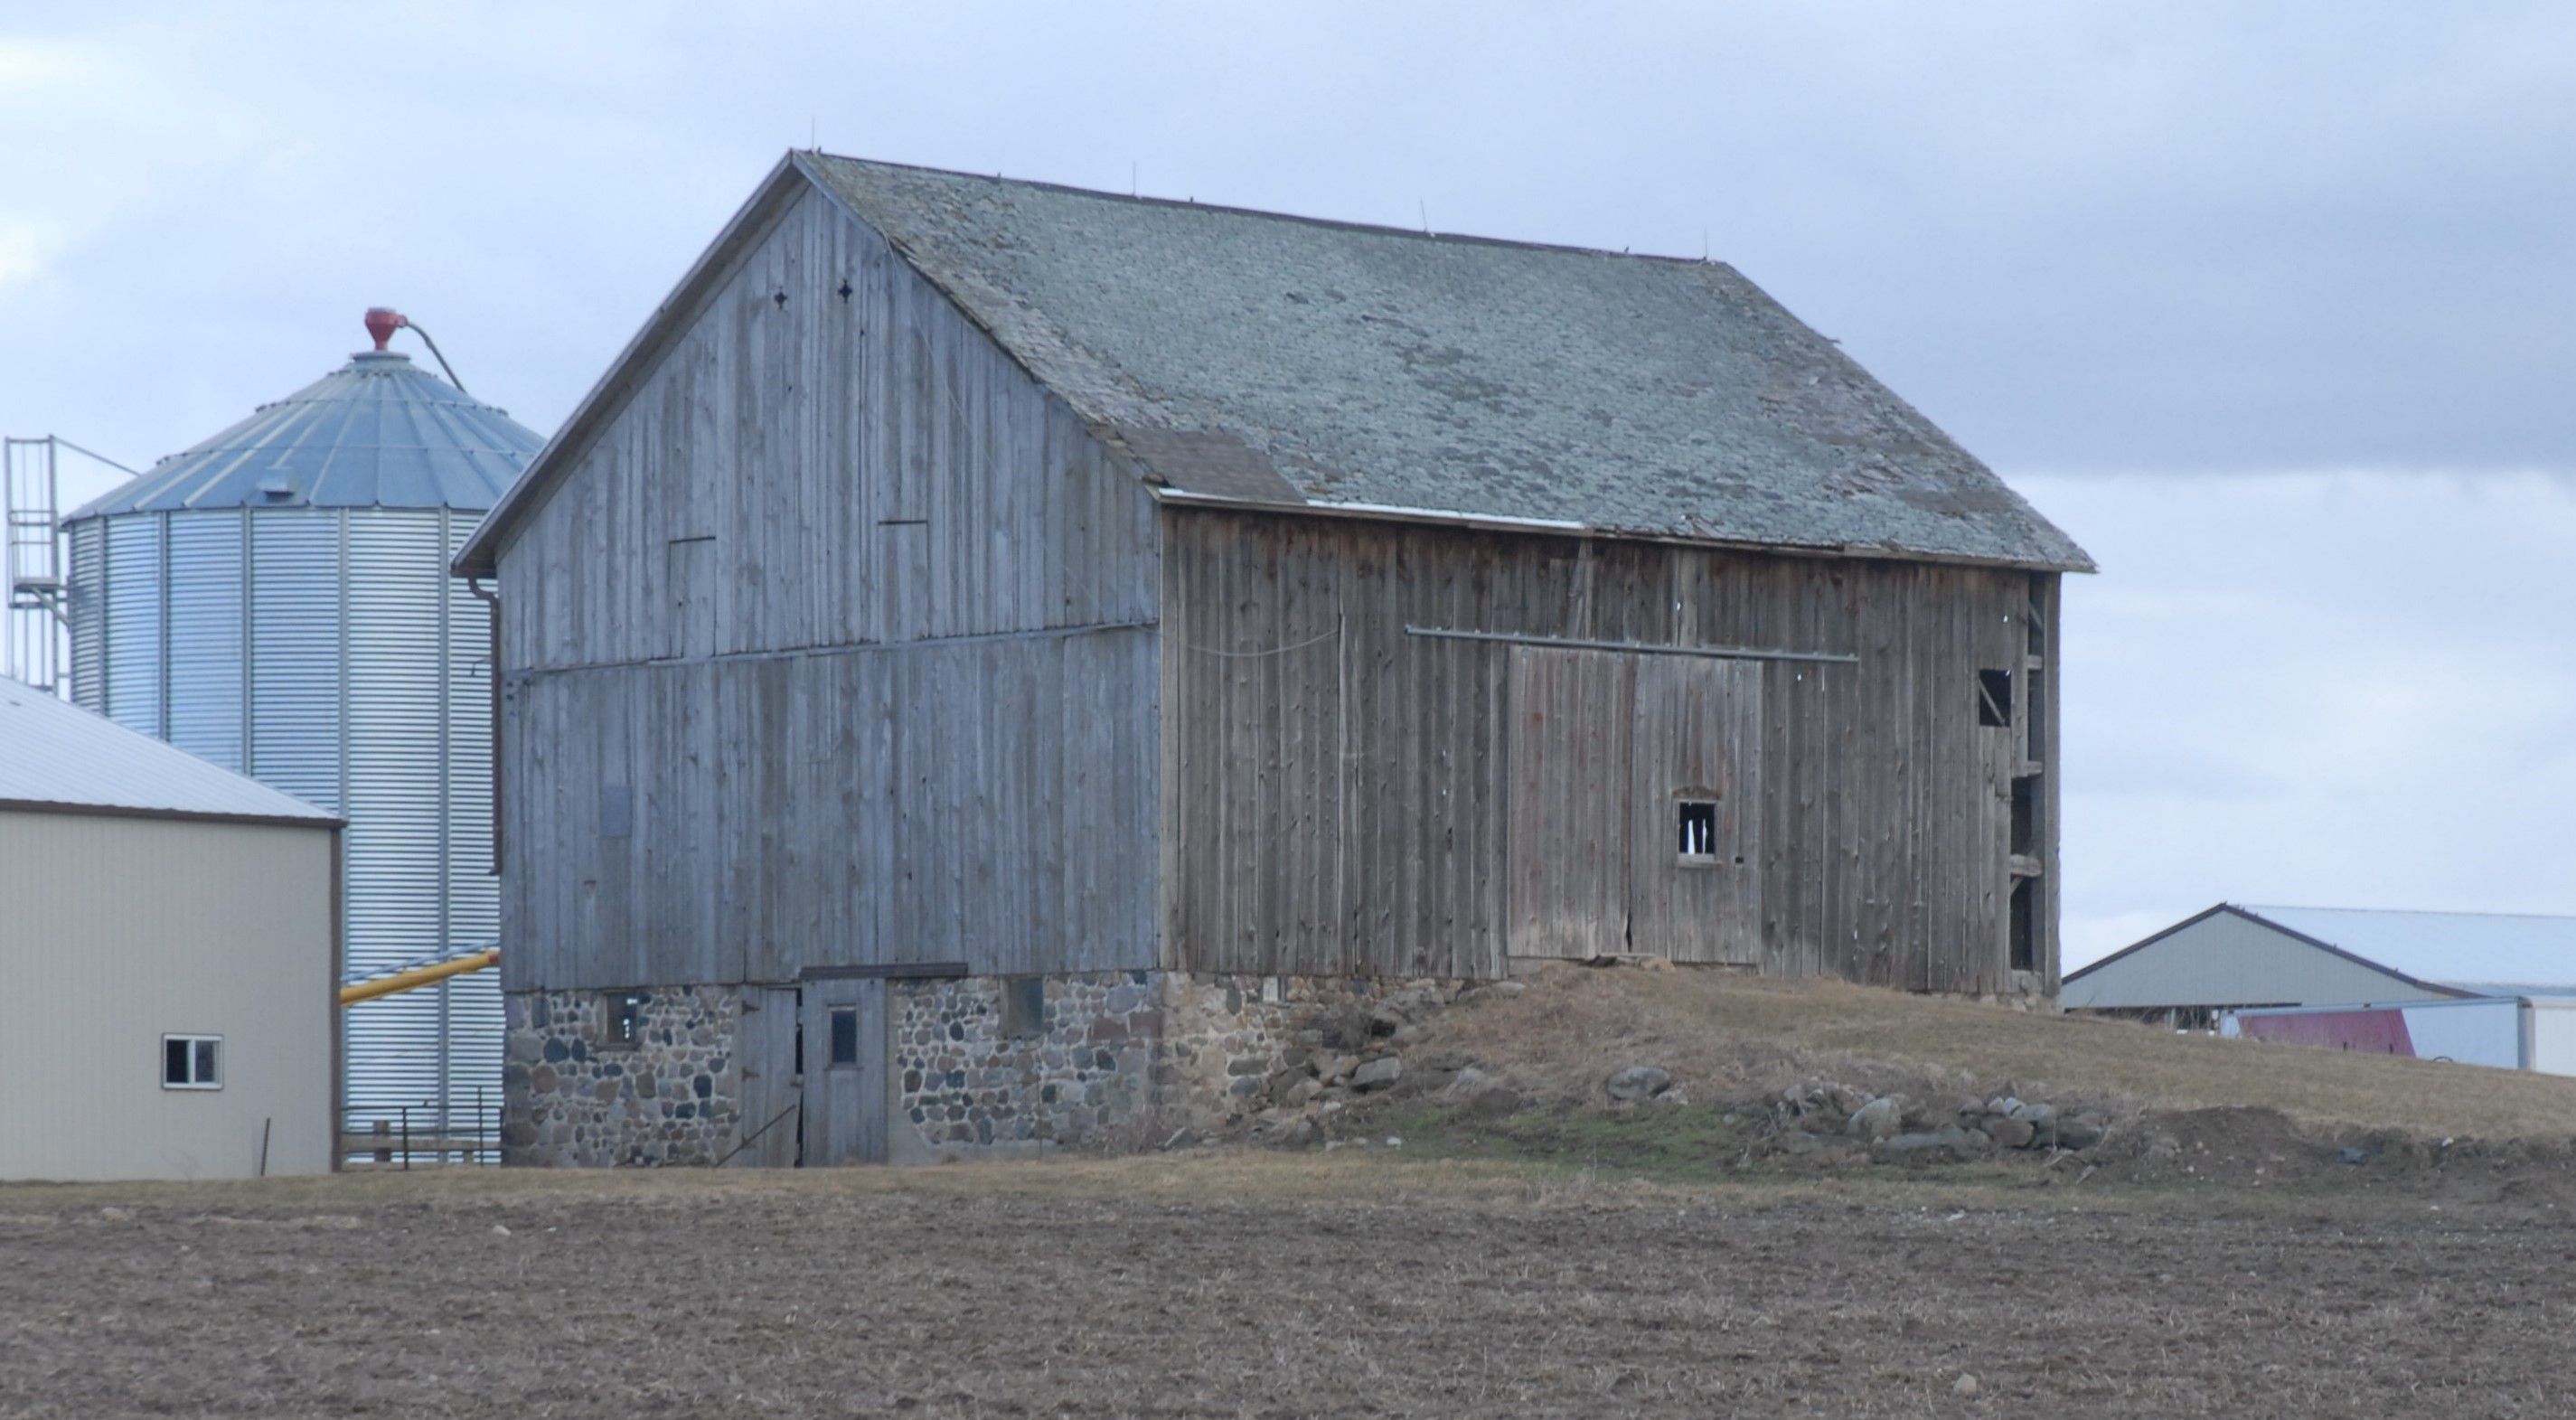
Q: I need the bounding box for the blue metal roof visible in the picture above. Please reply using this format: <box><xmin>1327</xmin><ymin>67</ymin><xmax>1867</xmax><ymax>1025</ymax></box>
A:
<box><xmin>67</xmin><ymin>350</ymin><xmax>543</xmax><ymax>520</ymax></box>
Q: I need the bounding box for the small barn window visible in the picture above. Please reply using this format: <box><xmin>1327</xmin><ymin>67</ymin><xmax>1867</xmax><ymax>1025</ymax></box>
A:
<box><xmin>605</xmin><ymin>991</ymin><xmax>649</xmax><ymax>1047</ymax></box>
<box><xmin>1001</xmin><ymin>977</ymin><xmax>1047</xmax><ymax>1039</ymax></box>
<box><xmin>162</xmin><ymin>1035</ymin><xmax>221</xmax><ymax>1090</ymax></box>
<box><xmin>1976</xmin><ymin>669</ymin><xmax>2013</xmax><ymax>728</ymax></box>
<box><xmin>1677</xmin><ymin>800</ymin><xmax>1719</xmax><ymax>859</ymax></box>
<box><xmin>827</xmin><ymin>1006</ymin><xmax>860</xmax><ymax>1067</ymax></box>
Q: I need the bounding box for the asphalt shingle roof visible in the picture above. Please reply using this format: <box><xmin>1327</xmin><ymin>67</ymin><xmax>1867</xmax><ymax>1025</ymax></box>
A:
<box><xmin>803</xmin><ymin>154</ymin><xmax>2091</xmax><ymax>570</ymax></box>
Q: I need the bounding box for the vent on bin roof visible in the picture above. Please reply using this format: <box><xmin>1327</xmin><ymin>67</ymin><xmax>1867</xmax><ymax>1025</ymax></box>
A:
<box><xmin>67</xmin><ymin>315</ymin><xmax>543</xmax><ymax>520</ymax></box>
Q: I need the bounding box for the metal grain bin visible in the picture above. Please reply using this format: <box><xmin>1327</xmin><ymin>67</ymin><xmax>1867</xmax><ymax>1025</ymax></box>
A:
<box><xmin>62</xmin><ymin>316</ymin><xmax>542</xmax><ymax>1147</ymax></box>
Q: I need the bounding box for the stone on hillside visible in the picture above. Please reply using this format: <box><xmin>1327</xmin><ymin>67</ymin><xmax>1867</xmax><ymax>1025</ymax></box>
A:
<box><xmin>1878</xmin><ymin>1125</ymin><xmax>1979</xmax><ymax>1163</ymax></box>
<box><xmin>2055</xmin><ymin>1114</ymin><xmax>2106</xmax><ymax>1151</ymax></box>
<box><xmin>1603</xmin><ymin>1065</ymin><xmax>1672</xmax><ymax>1102</ymax></box>
<box><xmin>1490</xmin><ymin>980</ymin><xmax>1528</xmax><ymax>998</ymax></box>
<box><xmin>1462</xmin><ymin>1085</ymin><xmax>1522</xmax><ymax>1118</ymax></box>
<box><xmin>1350</xmin><ymin>1057</ymin><xmax>1405</xmax><ymax>1092</ymax></box>
<box><xmin>1847</xmin><ymin>1096</ymin><xmax>1904</xmax><ymax>1142</ymax></box>
<box><xmin>1986</xmin><ymin>1116</ymin><xmax>2036</xmax><ymax>1150</ymax></box>
<box><xmin>2010</xmin><ymin>1100</ymin><xmax>2056</xmax><ymax>1128</ymax></box>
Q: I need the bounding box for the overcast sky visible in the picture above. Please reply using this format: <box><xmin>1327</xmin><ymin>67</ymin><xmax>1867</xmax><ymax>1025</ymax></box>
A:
<box><xmin>4</xmin><ymin>3</ymin><xmax>2570</xmax><ymax>963</ymax></box>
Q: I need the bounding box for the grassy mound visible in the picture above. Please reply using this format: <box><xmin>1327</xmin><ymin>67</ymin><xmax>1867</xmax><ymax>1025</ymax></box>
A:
<box><xmin>1319</xmin><ymin>964</ymin><xmax>2576</xmax><ymax>1187</ymax></box>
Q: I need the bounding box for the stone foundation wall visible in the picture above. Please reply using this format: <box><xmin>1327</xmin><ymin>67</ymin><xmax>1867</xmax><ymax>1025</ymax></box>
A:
<box><xmin>503</xmin><ymin>972</ymin><xmax>1462</xmax><ymax>1166</ymax></box>
<box><xmin>889</xmin><ymin>973</ymin><xmax>1160</xmax><ymax>1160</ymax></box>
<box><xmin>1154</xmin><ymin>973</ymin><xmax>1473</xmax><ymax>1131</ymax></box>
<box><xmin>503</xmin><ymin>987</ymin><xmax>741</xmax><ymax>1166</ymax></box>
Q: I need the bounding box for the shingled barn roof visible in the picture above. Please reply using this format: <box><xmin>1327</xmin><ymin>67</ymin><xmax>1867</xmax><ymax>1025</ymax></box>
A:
<box><xmin>459</xmin><ymin>153</ymin><xmax>2090</xmax><ymax>575</ymax></box>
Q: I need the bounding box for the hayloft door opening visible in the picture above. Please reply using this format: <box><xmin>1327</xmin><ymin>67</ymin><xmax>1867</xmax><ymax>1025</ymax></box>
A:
<box><xmin>797</xmin><ymin>978</ymin><xmax>887</xmax><ymax>1165</ymax></box>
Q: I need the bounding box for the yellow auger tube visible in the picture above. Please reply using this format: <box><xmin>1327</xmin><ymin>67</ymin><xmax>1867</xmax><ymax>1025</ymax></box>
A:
<box><xmin>340</xmin><ymin>948</ymin><xmax>501</xmax><ymax>1006</ymax></box>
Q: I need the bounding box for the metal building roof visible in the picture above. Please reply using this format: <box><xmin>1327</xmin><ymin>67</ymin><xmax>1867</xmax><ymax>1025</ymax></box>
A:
<box><xmin>0</xmin><ymin>678</ymin><xmax>337</xmax><ymax>825</ymax></box>
<box><xmin>2240</xmin><ymin>905</ymin><xmax>2576</xmax><ymax>997</ymax></box>
<box><xmin>67</xmin><ymin>348</ymin><xmax>542</xmax><ymax>521</ymax></box>
<box><xmin>459</xmin><ymin>153</ymin><xmax>2092</xmax><ymax>577</ymax></box>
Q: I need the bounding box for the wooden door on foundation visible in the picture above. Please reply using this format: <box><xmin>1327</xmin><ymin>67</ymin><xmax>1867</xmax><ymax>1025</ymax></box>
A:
<box><xmin>730</xmin><ymin>986</ymin><xmax>804</xmax><ymax>1167</ymax></box>
<box><xmin>1626</xmin><ymin>656</ymin><xmax>1763</xmax><ymax>964</ymax></box>
<box><xmin>798</xmin><ymin>978</ymin><xmax>887</xmax><ymax>1165</ymax></box>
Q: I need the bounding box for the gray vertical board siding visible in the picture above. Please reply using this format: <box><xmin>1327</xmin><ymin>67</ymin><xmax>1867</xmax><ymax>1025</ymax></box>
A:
<box><xmin>501</xmin><ymin>627</ymin><xmax>1160</xmax><ymax>992</ymax></box>
<box><xmin>1162</xmin><ymin>509</ymin><xmax>2050</xmax><ymax>989</ymax></box>
<box><xmin>493</xmin><ymin>183</ymin><xmax>1163</xmax><ymax>994</ymax></box>
<box><xmin>492</xmin><ymin>183</ymin><xmax>1157</xmax><ymax>673</ymax></box>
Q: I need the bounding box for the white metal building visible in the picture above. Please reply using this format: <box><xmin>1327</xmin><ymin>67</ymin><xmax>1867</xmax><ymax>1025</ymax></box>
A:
<box><xmin>57</xmin><ymin>313</ymin><xmax>541</xmax><ymax>1143</ymax></box>
<box><xmin>0</xmin><ymin>678</ymin><xmax>341</xmax><ymax>1180</ymax></box>
<box><xmin>2065</xmin><ymin>904</ymin><xmax>2576</xmax><ymax>1022</ymax></box>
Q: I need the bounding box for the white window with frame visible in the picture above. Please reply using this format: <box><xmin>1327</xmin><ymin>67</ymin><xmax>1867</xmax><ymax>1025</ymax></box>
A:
<box><xmin>162</xmin><ymin>1034</ymin><xmax>222</xmax><ymax>1090</ymax></box>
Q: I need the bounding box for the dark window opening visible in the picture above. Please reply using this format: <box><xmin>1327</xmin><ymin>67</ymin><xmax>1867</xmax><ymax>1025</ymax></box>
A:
<box><xmin>163</xmin><ymin>1034</ymin><xmax>221</xmax><ymax>1089</ymax></box>
<box><xmin>2024</xmin><ymin>671</ymin><xmax>2046</xmax><ymax>760</ymax></box>
<box><xmin>827</xmin><ymin>1005</ymin><xmax>860</xmax><ymax>1067</ymax></box>
<box><xmin>606</xmin><ymin>991</ymin><xmax>648</xmax><ymax>1047</ymax></box>
<box><xmin>2010</xmin><ymin>775</ymin><xmax>2039</xmax><ymax>858</ymax></box>
<box><xmin>1001</xmin><ymin>977</ymin><xmax>1046</xmax><ymax>1039</ymax></box>
<box><xmin>2008</xmin><ymin>878</ymin><xmax>2037</xmax><ymax>973</ymax></box>
<box><xmin>1677</xmin><ymin>800</ymin><xmax>1719</xmax><ymax>858</ymax></box>
<box><xmin>1977</xmin><ymin>669</ymin><xmax>2013</xmax><ymax>728</ymax></box>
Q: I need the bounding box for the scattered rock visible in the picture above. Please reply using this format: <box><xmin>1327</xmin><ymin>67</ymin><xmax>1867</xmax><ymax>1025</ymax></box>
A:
<box><xmin>1953</xmin><ymin>1373</ymin><xmax>1979</xmax><ymax>1396</ymax></box>
<box><xmin>1490</xmin><ymin>980</ymin><xmax>1528</xmax><ymax>998</ymax></box>
<box><xmin>2054</xmin><ymin>1115</ymin><xmax>2106</xmax><ymax>1151</ymax></box>
<box><xmin>1847</xmin><ymin>1096</ymin><xmax>1904</xmax><ymax>1143</ymax></box>
<box><xmin>1604</xmin><ymin>1065</ymin><xmax>1673</xmax><ymax>1102</ymax></box>
<box><xmin>2010</xmin><ymin>1100</ymin><xmax>2057</xmax><ymax>1128</ymax></box>
<box><xmin>1462</xmin><ymin>1085</ymin><xmax>1522</xmax><ymax>1118</ymax></box>
<box><xmin>98</xmin><ymin>1207</ymin><xmax>133</xmax><ymax>1223</ymax></box>
<box><xmin>1282</xmin><ymin>1117</ymin><xmax>1317</xmax><ymax>1148</ymax></box>
<box><xmin>1986</xmin><ymin>1116</ymin><xmax>2036</xmax><ymax>1150</ymax></box>
<box><xmin>2340</xmin><ymin>1145</ymin><xmax>2368</xmax><ymax>1166</ymax></box>
<box><xmin>490</xmin><ymin>1223</ymin><xmax>512</xmax><ymax>1237</ymax></box>
<box><xmin>1349</xmin><ymin>1057</ymin><xmax>1405</xmax><ymax>1092</ymax></box>
<box><xmin>1879</xmin><ymin>1125</ymin><xmax>1981</xmax><ymax>1163</ymax></box>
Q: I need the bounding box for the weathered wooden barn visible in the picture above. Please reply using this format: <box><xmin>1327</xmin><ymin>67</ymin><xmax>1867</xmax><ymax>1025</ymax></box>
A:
<box><xmin>455</xmin><ymin>153</ymin><xmax>2092</xmax><ymax>1165</ymax></box>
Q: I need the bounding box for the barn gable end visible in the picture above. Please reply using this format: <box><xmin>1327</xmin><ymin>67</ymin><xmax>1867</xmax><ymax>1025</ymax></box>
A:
<box><xmin>486</xmin><ymin>169</ymin><xmax>1161</xmax><ymax>1001</ymax></box>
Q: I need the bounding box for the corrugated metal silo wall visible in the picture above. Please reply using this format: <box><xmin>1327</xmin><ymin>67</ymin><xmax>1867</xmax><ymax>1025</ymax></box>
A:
<box><xmin>67</xmin><ymin>507</ymin><xmax>500</xmax><ymax>1140</ymax></box>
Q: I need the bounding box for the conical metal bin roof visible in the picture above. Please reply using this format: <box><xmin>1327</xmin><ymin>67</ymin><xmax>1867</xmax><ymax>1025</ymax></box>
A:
<box><xmin>68</xmin><ymin>348</ymin><xmax>543</xmax><ymax>520</ymax></box>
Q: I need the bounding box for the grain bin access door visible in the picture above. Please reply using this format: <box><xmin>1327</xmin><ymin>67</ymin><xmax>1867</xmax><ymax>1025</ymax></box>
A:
<box><xmin>1506</xmin><ymin>648</ymin><xmax>1763</xmax><ymax>965</ymax></box>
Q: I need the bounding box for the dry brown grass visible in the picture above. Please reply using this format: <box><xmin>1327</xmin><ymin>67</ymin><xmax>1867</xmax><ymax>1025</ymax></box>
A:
<box><xmin>1439</xmin><ymin>965</ymin><xmax>2576</xmax><ymax>1139</ymax></box>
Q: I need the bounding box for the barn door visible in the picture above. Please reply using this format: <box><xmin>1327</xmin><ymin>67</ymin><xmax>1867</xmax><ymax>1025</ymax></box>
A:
<box><xmin>729</xmin><ymin>986</ymin><xmax>804</xmax><ymax>1167</ymax></box>
<box><xmin>1506</xmin><ymin>648</ymin><xmax>1764</xmax><ymax>964</ymax></box>
<box><xmin>1627</xmin><ymin>657</ymin><xmax>1763</xmax><ymax>964</ymax></box>
<box><xmin>1506</xmin><ymin>648</ymin><xmax>1634</xmax><ymax>957</ymax></box>
<box><xmin>797</xmin><ymin>978</ymin><xmax>887</xmax><ymax>1165</ymax></box>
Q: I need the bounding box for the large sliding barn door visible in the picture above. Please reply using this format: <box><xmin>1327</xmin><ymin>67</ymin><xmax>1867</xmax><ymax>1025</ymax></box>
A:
<box><xmin>1506</xmin><ymin>648</ymin><xmax>1634</xmax><ymax>957</ymax></box>
<box><xmin>1507</xmin><ymin>648</ymin><xmax>1764</xmax><ymax>964</ymax></box>
<box><xmin>1627</xmin><ymin>656</ymin><xmax>1763</xmax><ymax>964</ymax></box>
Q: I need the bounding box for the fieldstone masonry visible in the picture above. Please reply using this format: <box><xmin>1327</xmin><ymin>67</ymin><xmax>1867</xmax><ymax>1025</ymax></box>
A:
<box><xmin>890</xmin><ymin>973</ymin><xmax>1160</xmax><ymax>1156</ymax></box>
<box><xmin>505</xmin><ymin>971</ymin><xmax>1463</xmax><ymax>1166</ymax></box>
<box><xmin>504</xmin><ymin>987</ymin><xmax>740</xmax><ymax>1166</ymax></box>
